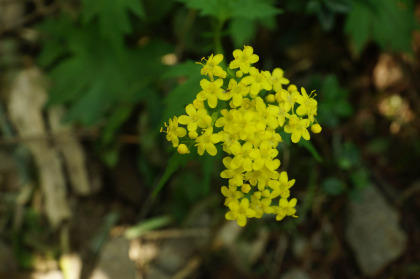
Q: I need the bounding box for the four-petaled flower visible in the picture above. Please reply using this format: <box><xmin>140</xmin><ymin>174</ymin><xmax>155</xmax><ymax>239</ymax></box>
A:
<box><xmin>161</xmin><ymin>116</ymin><xmax>186</xmax><ymax>147</ymax></box>
<box><xmin>229</xmin><ymin>45</ymin><xmax>259</xmax><ymax>74</ymax></box>
<box><xmin>226</xmin><ymin>198</ymin><xmax>257</xmax><ymax>227</ymax></box>
<box><xmin>198</xmin><ymin>54</ymin><xmax>227</xmax><ymax>80</ymax></box>
<box><xmin>195</xmin><ymin>127</ymin><xmax>221</xmax><ymax>156</ymax></box>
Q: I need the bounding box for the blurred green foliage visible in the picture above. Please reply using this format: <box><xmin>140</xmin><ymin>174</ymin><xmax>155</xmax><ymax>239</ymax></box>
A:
<box><xmin>345</xmin><ymin>0</ymin><xmax>418</xmax><ymax>54</ymax></box>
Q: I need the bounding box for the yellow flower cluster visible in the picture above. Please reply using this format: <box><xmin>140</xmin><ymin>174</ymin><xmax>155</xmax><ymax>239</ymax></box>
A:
<box><xmin>162</xmin><ymin>46</ymin><xmax>322</xmax><ymax>227</ymax></box>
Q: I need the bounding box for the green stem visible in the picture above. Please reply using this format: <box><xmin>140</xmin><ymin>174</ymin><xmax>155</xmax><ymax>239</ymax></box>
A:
<box><xmin>213</xmin><ymin>17</ymin><xmax>225</xmax><ymax>56</ymax></box>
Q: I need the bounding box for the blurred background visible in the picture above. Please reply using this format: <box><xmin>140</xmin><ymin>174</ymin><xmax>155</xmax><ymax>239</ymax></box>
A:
<box><xmin>0</xmin><ymin>0</ymin><xmax>420</xmax><ymax>278</ymax></box>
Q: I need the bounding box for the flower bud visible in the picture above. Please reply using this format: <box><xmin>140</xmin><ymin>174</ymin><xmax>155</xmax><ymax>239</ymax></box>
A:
<box><xmin>177</xmin><ymin>144</ymin><xmax>190</xmax><ymax>154</ymax></box>
<box><xmin>311</xmin><ymin>124</ymin><xmax>322</xmax><ymax>134</ymax></box>
<box><xmin>265</xmin><ymin>94</ymin><xmax>275</xmax><ymax>103</ymax></box>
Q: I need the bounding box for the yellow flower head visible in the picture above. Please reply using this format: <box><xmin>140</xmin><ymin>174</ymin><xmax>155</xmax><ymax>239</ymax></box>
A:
<box><xmin>162</xmin><ymin>46</ymin><xmax>322</xmax><ymax>226</ymax></box>
<box><xmin>198</xmin><ymin>54</ymin><xmax>227</xmax><ymax>80</ymax></box>
<box><xmin>229</xmin><ymin>46</ymin><xmax>259</xmax><ymax>74</ymax></box>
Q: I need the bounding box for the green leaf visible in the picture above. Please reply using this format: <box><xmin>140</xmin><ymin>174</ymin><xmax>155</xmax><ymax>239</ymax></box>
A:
<box><xmin>152</xmin><ymin>153</ymin><xmax>190</xmax><ymax>197</ymax></box>
<box><xmin>232</xmin><ymin>0</ymin><xmax>282</xmax><ymax>20</ymax></box>
<box><xmin>298</xmin><ymin>139</ymin><xmax>323</xmax><ymax>162</ymax></box>
<box><xmin>178</xmin><ymin>0</ymin><xmax>280</xmax><ymax>21</ymax></box>
<box><xmin>124</xmin><ymin>216</ymin><xmax>172</xmax><ymax>239</ymax></box>
<box><xmin>318</xmin><ymin>74</ymin><xmax>352</xmax><ymax>127</ymax></box>
<box><xmin>163</xmin><ymin>61</ymin><xmax>202</xmax><ymax>121</ymax></box>
<box><xmin>336</xmin><ymin>141</ymin><xmax>361</xmax><ymax>170</ymax></box>
<box><xmin>177</xmin><ymin>0</ymin><xmax>233</xmax><ymax>20</ymax></box>
<box><xmin>345</xmin><ymin>0</ymin><xmax>418</xmax><ymax>54</ymax></box>
<box><xmin>101</xmin><ymin>146</ymin><xmax>120</xmax><ymax>168</ymax></box>
<box><xmin>38</xmin><ymin>17</ymin><xmax>171</xmax><ymax>127</ymax></box>
<box><xmin>101</xmin><ymin>105</ymin><xmax>134</xmax><ymax>146</ymax></box>
<box><xmin>229</xmin><ymin>17</ymin><xmax>256</xmax><ymax>47</ymax></box>
<box><xmin>82</xmin><ymin>0</ymin><xmax>145</xmax><ymax>47</ymax></box>
<box><xmin>350</xmin><ymin>168</ymin><xmax>369</xmax><ymax>190</ymax></box>
<box><xmin>322</xmin><ymin>177</ymin><xmax>346</xmax><ymax>196</ymax></box>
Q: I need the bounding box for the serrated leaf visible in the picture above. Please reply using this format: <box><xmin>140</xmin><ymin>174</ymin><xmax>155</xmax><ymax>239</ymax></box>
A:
<box><xmin>38</xmin><ymin>17</ymin><xmax>172</xmax><ymax>128</ymax></box>
<box><xmin>82</xmin><ymin>0</ymin><xmax>145</xmax><ymax>47</ymax></box>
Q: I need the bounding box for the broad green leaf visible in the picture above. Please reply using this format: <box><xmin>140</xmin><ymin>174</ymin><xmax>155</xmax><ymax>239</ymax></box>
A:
<box><xmin>162</xmin><ymin>61</ymin><xmax>202</xmax><ymax>121</ymax></box>
<box><xmin>101</xmin><ymin>105</ymin><xmax>134</xmax><ymax>145</ymax></box>
<box><xmin>229</xmin><ymin>17</ymin><xmax>256</xmax><ymax>47</ymax></box>
<box><xmin>38</xmin><ymin>17</ymin><xmax>171</xmax><ymax>127</ymax></box>
<box><xmin>177</xmin><ymin>0</ymin><xmax>233</xmax><ymax>20</ymax></box>
<box><xmin>350</xmin><ymin>168</ymin><xmax>369</xmax><ymax>190</ymax></box>
<box><xmin>318</xmin><ymin>74</ymin><xmax>352</xmax><ymax>127</ymax></box>
<box><xmin>345</xmin><ymin>0</ymin><xmax>418</xmax><ymax>54</ymax></box>
<box><xmin>232</xmin><ymin>0</ymin><xmax>282</xmax><ymax>20</ymax></box>
<box><xmin>82</xmin><ymin>0</ymin><xmax>145</xmax><ymax>47</ymax></box>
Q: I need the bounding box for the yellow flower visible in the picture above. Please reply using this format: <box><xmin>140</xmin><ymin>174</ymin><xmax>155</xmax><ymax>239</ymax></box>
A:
<box><xmin>221</xmin><ymin>185</ymin><xmax>244</xmax><ymax>205</ymax></box>
<box><xmin>161</xmin><ymin>116</ymin><xmax>186</xmax><ymax>147</ymax></box>
<box><xmin>228</xmin><ymin>79</ymin><xmax>249</xmax><ymax>107</ymax></box>
<box><xmin>271</xmin><ymin>68</ymin><xmax>290</xmax><ymax>92</ymax></box>
<box><xmin>226</xmin><ymin>198</ymin><xmax>256</xmax><ymax>227</ymax></box>
<box><xmin>249</xmin><ymin>141</ymin><xmax>279</xmax><ymax>171</ymax></box>
<box><xmin>275</xmin><ymin>88</ymin><xmax>299</xmax><ymax>112</ymax></box>
<box><xmin>229</xmin><ymin>46</ymin><xmax>259</xmax><ymax>74</ymax></box>
<box><xmin>268</xmin><ymin>171</ymin><xmax>295</xmax><ymax>199</ymax></box>
<box><xmin>296</xmin><ymin>88</ymin><xmax>317</xmax><ymax>117</ymax></box>
<box><xmin>251</xmin><ymin>194</ymin><xmax>274</xmax><ymax>218</ymax></box>
<box><xmin>178</xmin><ymin>104</ymin><xmax>212</xmax><ymax>132</ymax></box>
<box><xmin>198</xmin><ymin>54</ymin><xmax>227</xmax><ymax>79</ymax></box>
<box><xmin>242</xmin><ymin>67</ymin><xmax>272</xmax><ymax>97</ymax></box>
<box><xmin>195</xmin><ymin>127</ymin><xmax>221</xmax><ymax>156</ymax></box>
<box><xmin>229</xmin><ymin>142</ymin><xmax>253</xmax><ymax>171</ymax></box>
<box><xmin>284</xmin><ymin>115</ymin><xmax>310</xmax><ymax>143</ymax></box>
<box><xmin>197</xmin><ymin>79</ymin><xmax>225</xmax><ymax>108</ymax></box>
<box><xmin>274</xmin><ymin>198</ymin><xmax>297</xmax><ymax>221</ymax></box>
<box><xmin>267</xmin><ymin>104</ymin><xmax>290</xmax><ymax>127</ymax></box>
